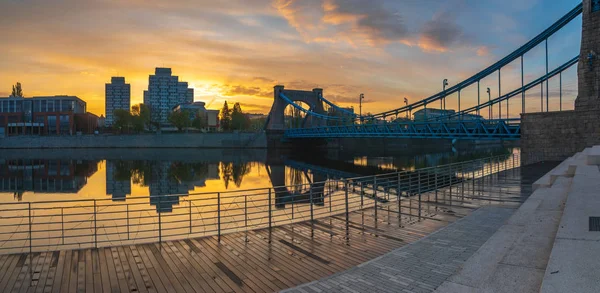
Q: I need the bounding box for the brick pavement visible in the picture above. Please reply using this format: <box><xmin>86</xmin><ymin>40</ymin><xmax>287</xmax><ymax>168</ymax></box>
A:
<box><xmin>283</xmin><ymin>206</ymin><xmax>514</xmax><ymax>293</ymax></box>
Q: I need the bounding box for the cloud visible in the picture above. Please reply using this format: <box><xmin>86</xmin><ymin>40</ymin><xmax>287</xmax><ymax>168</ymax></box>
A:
<box><xmin>221</xmin><ymin>85</ymin><xmax>272</xmax><ymax>98</ymax></box>
<box><xmin>418</xmin><ymin>12</ymin><xmax>466</xmax><ymax>52</ymax></box>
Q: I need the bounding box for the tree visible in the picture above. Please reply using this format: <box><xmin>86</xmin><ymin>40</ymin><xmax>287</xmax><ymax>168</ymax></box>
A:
<box><xmin>168</xmin><ymin>110</ymin><xmax>191</xmax><ymax>132</ymax></box>
<box><xmin>231</xmin><ymin>102</ymin><xmax>249</xmax><ymax>131</ymax></box>
<box><xmin>113</xmin><ymin>109</ymin><xmax>132</xmax><ymax>133</ymax></box>
<box><xmin>220</xmin><ymin>101</ymin><xmax>232</xmax><ymax>131</ymax></box>
<box><xmin>192</xmin><ymin>113</ymin><xmax>207</xmax><ymax>131</ymax></box>
<box><xmin>131</xmin><ymin>103</ymin><xmax>151</xmax><ymax>131</ymax></box>
<box><xmin>11</xmin><ymin>82</ymin><xmax>23</xmax><ymax>97</ymax></box>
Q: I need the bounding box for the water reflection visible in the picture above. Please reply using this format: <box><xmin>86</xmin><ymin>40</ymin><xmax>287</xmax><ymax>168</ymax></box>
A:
<box><xmin>0</xmin><ymin>146</ymin><xmax>517</xmax><ymax>212</ymax></box>
<box><xmin>0</xmin><ymin>159</ymin><xmax>99</xmax><ymax>200</ymax></box>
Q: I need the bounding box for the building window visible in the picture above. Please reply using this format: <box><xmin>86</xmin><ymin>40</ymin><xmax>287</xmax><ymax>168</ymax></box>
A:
<box><xmin>41</xmin><ymin>100</ymin><xmax>47</xmax><ymax>112</ymax></box>
<box><xmin>594</xmin><ymin>0</ymin><xmax>600</xmax><ymax>12</ymax></box>
<box><xmin>48</xmin><ymin>115</ymin><xmax>57</xmax><ymax>134</ymax></box>
<box><xmin>60</xmin><ymin>115</ymin><xmax>70</xmax><ymax>134</ymax></box>
<box><xmin>48</xmin><ymin>101</ymin><xmax>55</xmax><ymax>112</ymax></box>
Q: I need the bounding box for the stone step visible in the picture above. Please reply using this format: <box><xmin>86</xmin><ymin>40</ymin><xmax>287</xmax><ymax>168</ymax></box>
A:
<box><xmin>540</xmin><ymin>162</ymin><xmax>600</xmax><ymax>293</ymax></box>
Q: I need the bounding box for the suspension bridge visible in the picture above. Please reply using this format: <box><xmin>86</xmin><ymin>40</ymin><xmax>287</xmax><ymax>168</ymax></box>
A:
<box><xmin>265</xmin><ymin>3</ymin><xmax>586</xmax><ymax>141</ymax></box>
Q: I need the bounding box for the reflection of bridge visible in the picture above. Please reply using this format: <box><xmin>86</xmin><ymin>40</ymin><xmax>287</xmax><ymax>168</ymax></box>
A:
<box><xmin>266</xmin><ymin>3</ymin><xmax>584</xmax><ymax>141</ymax></box>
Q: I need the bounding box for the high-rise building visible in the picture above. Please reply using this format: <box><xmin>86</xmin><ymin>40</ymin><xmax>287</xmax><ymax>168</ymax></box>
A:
<box><xmin>143</xmin><ymin>68</ymin><xmax>194</xmax><ymax>125</ymax></box>
<box><xmin>105</xmin><ymin>77</ymin><xmax>131</xmax><ymax>126</ymax></box>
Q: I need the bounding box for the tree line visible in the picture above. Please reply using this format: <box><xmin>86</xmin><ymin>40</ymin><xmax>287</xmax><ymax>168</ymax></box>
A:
<box><xmin>219</xmin><ymin>101</ymin><xmax>251</xmax><ymax>131</ymax></box>
<box><xmin>113</xmin><ymin>101</ymin><xmax>252</xmax><ymax>133</ymax></box>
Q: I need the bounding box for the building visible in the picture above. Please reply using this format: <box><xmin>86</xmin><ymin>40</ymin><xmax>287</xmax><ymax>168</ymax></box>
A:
<box><xmin>173</xmin><ymin>101</ymin><xmax>220</xmax><ymax>131</ymax></box>
<box><xmin>413</xmin><ymin>108</ymin><xmax>455</xmax><ymax>122</ymax></box>
<box><xmin>0</xmin><ymin>95</ymin><xmax>91</xmax><ymax>136</ymax></box>
<box><xmin>105</xmin><ymin>77</ymin><xmax>131</xmax><ymax>126</ymax></box>
<box><xmin>143</xmin><ymin>68</ymin><xmax>194</xmax><ymax>125</ymax></box>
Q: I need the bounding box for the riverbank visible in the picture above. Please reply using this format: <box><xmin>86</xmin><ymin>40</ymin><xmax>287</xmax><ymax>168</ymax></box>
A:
<box><xmin>0</xmin><ymin>132</ymin><xmax>268</xmax><ymax>149</ymax></box>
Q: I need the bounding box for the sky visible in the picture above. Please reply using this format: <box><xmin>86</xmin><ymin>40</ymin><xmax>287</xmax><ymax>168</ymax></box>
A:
<box><xmin>0</xmin><ymin>0</ymin><xmax>584</xmax><ymax>116</ymax></box>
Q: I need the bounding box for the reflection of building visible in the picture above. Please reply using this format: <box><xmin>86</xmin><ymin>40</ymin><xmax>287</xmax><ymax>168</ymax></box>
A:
<box><xmin>106</xmin><ymin>161</ymin><xmax>131</xmax><ymax>201</ymax></box>
<box><xmin>143</xmin><ymin>68</ymin><xmax>194</xmax><ymax>125</ymax></box>
<box><xmin>105</xmin><ymin>77</ymin><xmax>131</xmax><ymax>126</ymax></box>
<box><xmin>0</xmin><ymin>159</ymin><xmax>99</xmax><ymax>198</ymax></box>
<box><xmin>0</xmin><ymin>96</ymin><xmax>97</xmax><ymax>136</ymax></box>
<box><xmin>148</xmin><ymin>162</ymin><xmax>194</xmax><ymax>213</ymax></box>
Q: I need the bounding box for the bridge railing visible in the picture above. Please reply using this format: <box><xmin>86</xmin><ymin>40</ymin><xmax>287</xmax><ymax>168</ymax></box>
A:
<box><xmin>0</xmin><ymin>153</ymin><xmax>520</xmax><ymax>255</ymax></box>
<box><xmin>285</xmin><ymin>118</ymin><xmax>521</xmax><ymax>139</ymax></box>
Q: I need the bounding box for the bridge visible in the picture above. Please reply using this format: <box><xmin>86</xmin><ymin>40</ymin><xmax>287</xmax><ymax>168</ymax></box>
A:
<box><xmin>266</xmin><ymin>3</ymin><xmax>586</xmax><ymax>141</ymax></box>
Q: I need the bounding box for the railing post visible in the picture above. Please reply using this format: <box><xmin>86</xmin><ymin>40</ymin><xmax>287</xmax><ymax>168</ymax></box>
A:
<box><xmin>310</xmin><ymin>188</ymin><xmax>314</xmax><ymax>222</ymax></box>
<box><xmin>418</xmin><ymin>172</ymin><xmax>422</xmax><ymax>219</ymax></box>
<box><xmin>360</xmin><ymin>182</ymin><xmax>364</xmax><ymax>208</ymax></box>
<box><xmin>245</xmin><ymin>194</ymin><xmax>248</xmax><ymax>228</ymax></box>
<box><xmin>268</xmin><ymin>189</ymin><xmax>272</xmax><ymax>230</ymax></box>
<box><xmin>93</xmin><ymin>200</ymin><xmax>97</xmax><ymax>248</ymax></box>
<box><xmin>158</xmin><ymin>196</ymin><xmax>162</xmax><ymax>243</ymax></box>
<box><xmin>345</xmin><ymin>180</ymin><xmax>349</xmax><ymax>222</ymax></box>
<box><xmin>126</xmin><ymin>204</ymin><xmax>130</xmax><ymax>240</ymax></box>
<box><xmin>434</xmin><ymin>167</ymin><xmax>438</xmax><ymax>204</ymax></box>
<box><xmin>217</xmin><ymin>192</ymin><xmax>221</xmax><ymax>243</ymax></box>
<box><xmin>61</xmin><ymin>207</ymin><xmax>64</xmax><ymax>245</ymax></box>
<box><xmin>189</xmin><ymin>199</ymin><xmax>192</xmax><ymax>235</ymax></box>
<box><xmin>28</xmin><ymin>203</ymin><xmax>32</xmax><ymax>256</ymax></box>
<box><xmin>374</xmin><ymin>176</ymin><xmax>378</xmax><ymax>219</ymax></box>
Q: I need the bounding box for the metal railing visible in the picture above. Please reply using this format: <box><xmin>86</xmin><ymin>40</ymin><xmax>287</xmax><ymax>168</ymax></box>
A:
<box><xmin>0</xmin><ymin>153</ymin><xmax>521</xmax><ymax>255</ymax></box>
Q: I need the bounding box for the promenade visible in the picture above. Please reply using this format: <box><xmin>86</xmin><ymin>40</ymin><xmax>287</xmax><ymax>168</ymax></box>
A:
<box><xmin>289</xmin><ymin>147</ymin><xmax>600</xmax><ymax>293</ymax></box>
<box><xmin>0</xmin><ymin>156</ymin><xmax>545</xmax><ymax>293</ymax></box>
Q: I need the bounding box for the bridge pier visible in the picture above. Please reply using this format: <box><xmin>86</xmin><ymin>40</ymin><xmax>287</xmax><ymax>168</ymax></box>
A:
<box><xmin>522</xmin><ymin>0</ymin><xmax>600</xmax><ymax>165</ymax></box>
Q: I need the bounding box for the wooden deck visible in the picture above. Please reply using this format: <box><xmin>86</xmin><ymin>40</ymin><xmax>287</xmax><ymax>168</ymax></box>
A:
<box><xmin>0</xmin><ymin>165</ymin><xmax>552</xmax><ymax>293</ymax></box>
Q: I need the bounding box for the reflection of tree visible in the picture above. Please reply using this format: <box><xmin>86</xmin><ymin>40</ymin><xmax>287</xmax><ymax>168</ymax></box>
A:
<box><xmin>286</xmin><ymin>167</ymin><xmax>305</xmax><ymax>193</ymax></box>
<box><xmin>168</xmin><ymin>162</ymin><xmax>209</xmax><ymax>184</ymax></box>
<box><xmin>221</xmin><ymin>162</ymin><xmax>251</xmax><ymax>189</ymax></box>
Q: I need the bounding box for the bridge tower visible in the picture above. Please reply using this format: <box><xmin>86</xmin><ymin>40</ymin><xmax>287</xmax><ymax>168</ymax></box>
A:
<box><xmin>266</xmin><ymin>85</ymin><xmax>326</xmax><ymax>132</ymax></box>
<box><xmin>522</xmin><ymin>0</ymin><xmax>600</xmax><ymax>164</ymax></box>
<box><xmin>575</xmin><ymin>0</ymin><xmax>600</xmax><ymax>109</ymax></box>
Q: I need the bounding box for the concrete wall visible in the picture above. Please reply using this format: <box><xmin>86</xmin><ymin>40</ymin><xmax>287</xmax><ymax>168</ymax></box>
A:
<box><xmin>0</xmin><ymin>132</ymin><xmax>267</xmax><ymax>149</ymax></box>
<box><xmin>521</xmin><ymin>109</ymin><xmax>600</xmax><ymax>164</ymax></box>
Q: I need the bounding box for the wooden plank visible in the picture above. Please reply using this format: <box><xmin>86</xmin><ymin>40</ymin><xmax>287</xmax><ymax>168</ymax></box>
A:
<box><xmin>0</xmin><ymin>255</ymin><xmax>18</xmax><ymax>292</ymax></box>
<box><xmin>115</xmin><ymin>246</ymin><xmax>145</xmax><ymax>293</ymax></box>
<box><xmin>145</xmin><ymin>243</ymin><xmax>196</xmax><ymax>293</ymax></box>
<box><xmin>50</xmin><ymin>251</ymin><xmax>67</xmax><ymax>293</ymax></box>
<box><xmin>101</xmin><ymin>247</ymin><xmax>121</xmax><ymax>293</ymax></box>
<box><xmin>138</xmin><ymin>244</ymin><xmax>184</xmax><ymax>293</ymax></box>
<box><xmin>131</xmin><ymin>245</ymin><xmax>168</xmax><ymax>293</ymax></box>
<box><xmin>109</xmin><ymin>247</ymin><xmax>129</xmax><ymax>293</ymax></box>
<box><xmin>94</xmin><ymin>249</ymin><xmax>110</xmax><ymax>293</ymax></box>
<box><xmin>67</xmin><ymin>250</ymin><xmax>78</xmax><ymax>293</ymax></box>
<box><xmin>121</xmin><ymin>246</ymin><xmax>151</xmax><ymax>293</ymax></box>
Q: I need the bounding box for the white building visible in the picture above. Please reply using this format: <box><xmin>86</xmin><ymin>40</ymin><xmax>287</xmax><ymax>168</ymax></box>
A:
<box><xmin>105</xmin><ymin>77</ymin><xmax>131</xmax><ymax>126</ymax></box>
<box><xmin>143</xmin><ymin>68</ymin><xmax>194</xmax><ymax>125</ymax></box>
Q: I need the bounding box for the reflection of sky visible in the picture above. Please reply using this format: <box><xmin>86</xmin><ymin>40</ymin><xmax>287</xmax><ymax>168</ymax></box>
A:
<box><xmin>0</xmin><ymin>0</ymin><xmax>582</xmax><ymax>116</ymax></box>
<box><xmin>0</xmin><ymin>147</ymin><xmax>518</xmax><ymax>204</ymax></box>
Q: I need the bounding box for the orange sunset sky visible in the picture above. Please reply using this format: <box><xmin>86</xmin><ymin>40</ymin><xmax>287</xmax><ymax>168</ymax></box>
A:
<box><xmin>0</xmin><ymin>0</ymin><xmax>583</xmax><ymax>116</ymax></box>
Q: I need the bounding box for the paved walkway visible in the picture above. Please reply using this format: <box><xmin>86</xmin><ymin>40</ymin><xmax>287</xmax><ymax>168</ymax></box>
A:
<box><xmin>283</xmin><ymin>207</ymin><xmax>514</xmax><ymax>293</ymax></box>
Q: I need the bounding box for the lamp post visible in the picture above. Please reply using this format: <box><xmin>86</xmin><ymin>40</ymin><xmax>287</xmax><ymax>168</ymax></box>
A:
<box><xmin>487</xmin><ymin>88</ymin><xmax>491</xmax><ymax>120</ymax></box>
<box><xmin>442</xmin><ymin>79</ymin><xmax>448</xmax><ymax>110</ymax></box>
<box><xmin>404</xmin><ymin>97</ymin><xmax>408</xmax><ymax>119</ymax></box>
<box><xmin>359</xmin><ymin>93</ymin><xmax>364</xmax><ymax>124</ymax></box>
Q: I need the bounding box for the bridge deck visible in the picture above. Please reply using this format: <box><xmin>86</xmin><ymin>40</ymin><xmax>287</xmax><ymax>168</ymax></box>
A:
<box><xmin>0</xmin><ymin>165</ymin><xmax>553</xmax><ymax>293</ymax></box>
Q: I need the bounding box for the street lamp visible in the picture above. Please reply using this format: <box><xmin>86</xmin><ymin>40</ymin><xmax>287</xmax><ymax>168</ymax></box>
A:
<box><xmin>487</xmin><ymin>87</ymin><xmax>491</xmax><ymax>120</ymax></box>
<box><xmin>359</xmin><ymin>93</ymin><xmax>365</xmax><ymax>124</ymax></box>
<box><xmin>404</xmin><ymin>97</ymin><xmax>408</xmax><ymax>119</ymax></box>
<box><xmin>442</xmin><ymin>79</ymin><xmax>449</xmax><ymax>110</ymax></box>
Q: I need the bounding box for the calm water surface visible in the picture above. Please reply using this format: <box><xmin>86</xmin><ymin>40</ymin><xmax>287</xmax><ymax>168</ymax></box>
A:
<box><xmin>0</xmin><ymin>147</ymin><xmax>518</xmax><ymax>207</ymax></box>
